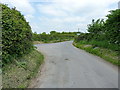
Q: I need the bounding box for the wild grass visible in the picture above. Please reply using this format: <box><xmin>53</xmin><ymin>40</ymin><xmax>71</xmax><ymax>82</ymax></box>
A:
<box><xmin>77</xmin><ymin>40</ymin><xmax>119</xmax><ymax>51</ymax></box>
<box><xmin>33</xmin><ymin>41</ymin><xmax>44</xmax><ymax>44</ymax></box>
<box><xmin>34</xmin><ymin>39</ymin><xmax>73</xmax><ymax>44</ymax></box>
<box><xmin>73</xmin><ymin>41</ymin><xmax>119</xmax><ymax>66</ymax></box>
<box><xmin>2</xmin><ymin>49</ymin><xmax>44</xmax><ymax>88</ymax></box>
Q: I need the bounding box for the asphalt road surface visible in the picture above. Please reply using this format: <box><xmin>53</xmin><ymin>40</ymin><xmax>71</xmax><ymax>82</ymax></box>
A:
<box><xmin>30</xmin><ymin>41</ymin><xmax>118</xmax><ymax>88</ymax></box>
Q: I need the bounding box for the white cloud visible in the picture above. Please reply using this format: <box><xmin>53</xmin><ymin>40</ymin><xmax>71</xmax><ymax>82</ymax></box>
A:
<box><xmin>37</xmin><ymin>4</ymin><xmax>68</xmax><ymax>17</ymax></box>
<box><xmin>25</xmin><ymin>14</ymin><xmax>34</xmax><ymax>22</ymax></box>
<box><xmin>47</xmin><ymin>0</ymin><xmax>118</xmax><ymax>13</ymax></box>
<box><xmin>30</xmin><ymin>22</ymin><xmax>41</xmax><ymax>33</ymax></box>
<box><xmin>1</xmin><ymin>0</ymin><xmax>35</xmax><ymax>14</ymax></box>
<box><xmin>1</xmin><ymin>0</ymin><xmax>36</xmax><ymax>32</ymax></box>
<box><xmin>1</xmin><ymin>0</ymin><xmax>119</xmax><ymax>33</ymax></box>
<box><xmin>35</xmin><ymin>0</ymin><xmax>119</xmax><ymax>33</ymax></box>
<box><xmin>39</xmin><ymin>16</ymin><xmax>86</xmax><ymax>23</ymax></box>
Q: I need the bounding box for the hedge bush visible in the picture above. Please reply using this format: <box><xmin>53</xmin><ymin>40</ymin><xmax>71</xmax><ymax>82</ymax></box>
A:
<box><xmin>74</xmin><ymin>9</ymin><xmax>120</xmax><ymax>51</ymax></box>
<box><xmin>1</xmin><ymin>4</ymin><xmax>33</xmax><ymax>64</ymax></box>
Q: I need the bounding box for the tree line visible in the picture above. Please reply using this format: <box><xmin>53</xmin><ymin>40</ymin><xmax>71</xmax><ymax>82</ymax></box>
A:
<box><xmin>32</xmin><ymin>31</ymin><xmax>78</xmax><ymax>43</ymax></box>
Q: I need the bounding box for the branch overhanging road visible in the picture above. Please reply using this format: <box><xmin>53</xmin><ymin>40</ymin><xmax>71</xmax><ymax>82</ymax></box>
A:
<box><xmin>30</xmin><ymin>41</ymin><xmax>118</xmax><ymax>88</ymax></box>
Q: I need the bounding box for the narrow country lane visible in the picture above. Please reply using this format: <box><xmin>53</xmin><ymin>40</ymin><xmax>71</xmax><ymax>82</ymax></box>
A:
<box><xmin>30</xmin><ymin>41</ymin><xmax>118</xmax><ymax>88</ymax></box>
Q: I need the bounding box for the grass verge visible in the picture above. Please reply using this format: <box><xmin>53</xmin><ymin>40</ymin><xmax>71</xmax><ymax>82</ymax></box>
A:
<box><xmin>33</xmin><ymin>41</ymin><xmax>44</xmax><ymax>44</ymax></box>
<box><xmin>73</xmin><ymin>42</ymin><xmax>120</xmax><ymax>66</ymax></box>
<box><xmin>2</xmin><ymin>49</ymin><xmax>44</xmax><ymax>88</ymax></box>
<box><xmin>46</xmin><ymin>39</ymin><xmax>72</xmax><ymax>43</ymax></box>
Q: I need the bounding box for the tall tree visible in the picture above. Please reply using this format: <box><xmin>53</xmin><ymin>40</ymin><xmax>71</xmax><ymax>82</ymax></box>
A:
<box><xmin>105</xmin><ymin>9</ymin><xmax>120</xmax><ymax>45</ymax></box>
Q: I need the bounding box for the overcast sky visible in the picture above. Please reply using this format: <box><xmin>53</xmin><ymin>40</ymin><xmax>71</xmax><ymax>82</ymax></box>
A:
<box><xmin>1</xmin><ymin>0</ymin><xmax>119</xmax><ymax>33</ymax></box>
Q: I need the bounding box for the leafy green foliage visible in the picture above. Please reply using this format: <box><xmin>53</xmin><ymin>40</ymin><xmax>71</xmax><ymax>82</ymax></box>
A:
<box><xmin>87</xmin><ymin>19</ymin><xmax>105</xmax><ymax>41</ymax></box>
<box><xmin>1</xmin><ymin>4</ymin><xmax>33</xmax><ymax>64</ymax></box>
<box><xmin>105</xmin><ymin>9</ymin><xmax>120</xmax><ymax>45</ymax></box>
<box><xmin>33</xmin><ymin>31</ymin><xmax>78</xmax><ymax>43</ymax></box>
<box><xmin>75</xmin><ymin>9</ymin><xmax>120</xmax><ymax>51</ymax></box>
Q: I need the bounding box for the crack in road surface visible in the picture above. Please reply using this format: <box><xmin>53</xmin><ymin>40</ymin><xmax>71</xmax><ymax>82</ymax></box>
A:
<box><xmin>29</xmin><ymin>41</ymin><xmax>118</xmax><ymax>88</ymax></box>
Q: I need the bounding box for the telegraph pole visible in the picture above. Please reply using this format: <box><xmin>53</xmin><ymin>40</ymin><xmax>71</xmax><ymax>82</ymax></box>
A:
<box><xmin>77</xmin><ymin>28</ymin><xmax>80</xmax><ymax>35</ymax></box>
<box><xmin>78</xmin><ymin>28</ymin><xmax>80</xmax><ymax>32</ymax></box>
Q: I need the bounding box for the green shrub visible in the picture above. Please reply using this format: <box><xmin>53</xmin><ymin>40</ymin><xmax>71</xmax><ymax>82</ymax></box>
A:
<box><xmin>105</xmin><ymin>9</ymin><xmax>120</xmax><ymax>45</ymax></box>
<box><xmin>32</xmin><ymin>31</ymin><xmax>77</xmax><ymax>43</ymax></box>
<box><xmin>1</xmin><ymin>4</ymin><xmax>33</xmax><ymax>64</ymax></box>
<box><xmin>76</xmin><ymin>40</ymin><xmax>119</xmax><ymax>51</ymax></box>
<box><xmin>74</xmin><ymin>9</ymin><xmax>120</xmax><ymax>52</ymax></box>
